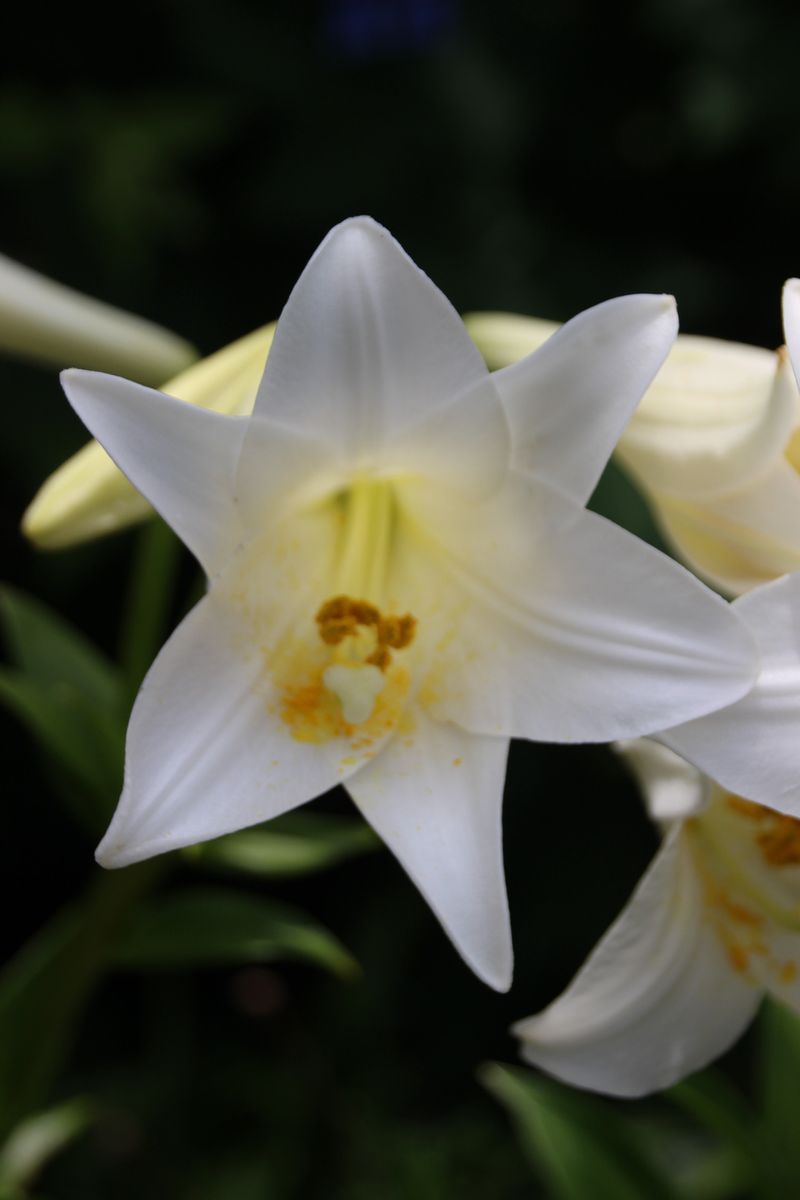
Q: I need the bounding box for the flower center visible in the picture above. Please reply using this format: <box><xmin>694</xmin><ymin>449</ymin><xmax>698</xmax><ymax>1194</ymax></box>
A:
<box><xmin>276</xmin><ymin>478</ymin><xmax>418</xmax><ymax>741</ymax></box>
<box><xmin>691</xmin><ymin>792</ymin><xmax>800</xmax><ymax>931</ymax></box>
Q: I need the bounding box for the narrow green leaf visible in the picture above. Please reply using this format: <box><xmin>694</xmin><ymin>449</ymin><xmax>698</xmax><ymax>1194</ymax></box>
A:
<box><xmin>480</xmin><ymin>1063</ymin><xmax>679</xmax><ymax>1200</ymax></box>
<box><xmin>0</xmin><ymin>586</ymin><xmax>121</xmax><ymax>711</ymax></box>
<box><xmin>0</xmin><ymin>667</ymin><xmax>123</xmax><ymax>829</ymax></box>
<box><xmin>0</xmin><ymin>861</ymin><xmax>162</xmax><ymax>1138</ymax></box>
<box><xmin>755</xmin><ymin>998</ymin><xmax>800</xmax><ymax>1199</ymax></box>
<box><xmin>667</xmin><ymin>1070</ymin><xmax>756</xmax><ymax>1160</ymax></box>
<box><xmin>186</xmin><ymin>811</ymin><xmax>380</xmax><ymax>878</ymax></box>
<box><xmin>112</xmin><ymin>885</ymin><xmax>358</xmax><ymax>978</ymax></box>
<box><xmin>0</xmin><ymin>1097</ymin><xmax>93</xmax><ymax>1190</ymax></box>
<box><xmin>0</xmin><ymin>588</ymin><xmax>125</xmax><ymax>831</ymax></box>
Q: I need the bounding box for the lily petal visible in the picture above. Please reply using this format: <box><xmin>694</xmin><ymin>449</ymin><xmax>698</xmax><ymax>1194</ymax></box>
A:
<box><xmin>651</xmin><ymin>459</ymin><xmax>800</xmax><ymax>595</ymax></box>
<box><xmin>97</xmin><ymin>590</ymin><xmax>372</xmax><ymax>868</ymax></box>
<box><xmin>661</xmin><ymin>572</ymin><xmax>800</xmax><ymax>817</ymax></box>
<box><xmin>403</xmin><ymin>472</ymin><xmax>757</xmax><ymax>743</ymax></box>
<box><xmin>23</xmin><ymin>325</ymin><xmax>275</xmax><ymax>551</ymax></box>
<box><xmin>491</xmin><ymin>294</ymin><xmax>677</xmax><ymax>506</ymax></box>
<box><xmin>60</xmin><ymin>370</ymin><xmax>246</xmax><ymax>576</ymax></box>
<box><xmin>783</xmin><ymin>279</ymin><xmax>800</xmax><ymax>383</ymax></box>
<box><xmin>513</xmin><ymin>827</ymin><xmax>760</xmax><ymax>1096</ymax></box>
<box><xmin>245</xmin><ymin>216</ymin><xmax>509</xmax><ymax>497</ymax></box>
<box><xmin>346</xmin><ymin>708</ymin><xmax>512</xmax><ymax>992</ymax></box>
<box><xmin>618</xmin><ymin>340</ymin><xmax>797</xmax><ymax>500</ymax></box>
<box><xmin>463</xmin><ymin>311</ymin><xmax>559</xmax><ymax>368</ymax></box>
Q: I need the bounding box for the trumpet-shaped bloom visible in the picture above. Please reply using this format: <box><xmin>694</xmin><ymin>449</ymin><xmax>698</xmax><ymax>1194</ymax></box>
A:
<box><xmin>513</xmin><ymin>738</ymin><xmax>800</xmax><ymax>1097</ymax></box>
<box><xmin>0</xmin><ymin>252</ymin><xmax>195</xmax><ymax>382</ymax></box>
<box><xmin>61</xmin><ymin>218</ymin><xmax>757</xmax><ymax>990</ymax></box>
<box><xmin>465</xmin><ymin>302</ymin><xmax>800</xmax><ymax>596</ymax></box>
<box><xmin>23</xmin><ymin>325</ymin><xmax>275</xmax><ymax>548</ymax></box>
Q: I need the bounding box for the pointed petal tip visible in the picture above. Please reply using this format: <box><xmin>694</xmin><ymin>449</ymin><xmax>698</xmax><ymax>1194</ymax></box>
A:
<box><xmin>463</xmin><ymin>932</ymin><xmax>513</xmax><ymax>992</ymax></box>
<box><xmin>479</xmin><ymin>952</ymin><xmax>513</xmax><ymax>993</ymax></box>
<box><xmin>95</xmin><ymin>820</ymin><xmax>153</xmax><ymax>870</ymax></box>
<box><xmin>94</xmin><ymin>840</ymin><xmax>123</xmax><ymax>870</ymax></box>
<box><xmin>323</xmin><ymin>214</ymin><xmax>387</xmax><ymax>249</ymax></box>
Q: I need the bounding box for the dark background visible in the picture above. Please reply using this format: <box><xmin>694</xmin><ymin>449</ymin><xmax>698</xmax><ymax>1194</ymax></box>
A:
<box><xmin>0</xmin><ymin>1</ymin><xmax>789</xmax><ymax>1193</ymax></box>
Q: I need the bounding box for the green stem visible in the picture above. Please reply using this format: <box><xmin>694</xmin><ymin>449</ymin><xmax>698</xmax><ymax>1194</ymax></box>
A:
<box><xmin>118</xmin><ymin>518</ymin><xmax>182</xmax><ymax>700</ymax></box>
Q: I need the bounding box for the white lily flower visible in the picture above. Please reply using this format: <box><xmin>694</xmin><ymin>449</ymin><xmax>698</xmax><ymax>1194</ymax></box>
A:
<box><xmin>465</xmin><ymin>306</ymin><xmax>800</xmax><ymax>597</ymax></box>
<box><xmin>60</xmin><ymin>218</ymin><xmax>757</xmax><ymax>991</ymax></box>
<box><xmin>513</xmin><ymin>738</ymin><xmax>800</xmax><ymax>1097</ymax></box>
<box><xmin>0</xmin><ymin>252</ymin><xmax>195</xmax><ymax>383</ymax></box>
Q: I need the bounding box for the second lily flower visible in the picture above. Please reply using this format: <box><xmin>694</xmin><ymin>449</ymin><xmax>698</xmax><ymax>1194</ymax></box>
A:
<box><xmin>60</xmin><ymin>218</ymin><xmax>757</xmax><ymax>990</ymax></box>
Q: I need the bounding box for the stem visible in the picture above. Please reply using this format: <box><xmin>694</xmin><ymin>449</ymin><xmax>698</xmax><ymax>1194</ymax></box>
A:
<box><xmin>118</xmin><ymin>518</ymin><xmax>182</xmax><ymax>700</ymax></box>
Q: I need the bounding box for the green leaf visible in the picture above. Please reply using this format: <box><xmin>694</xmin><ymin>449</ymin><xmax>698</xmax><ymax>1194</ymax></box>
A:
<box><xmin>755</xmin><ymin>998</ymin><xmax>800</xmax><ymax>1199</ymax></box>
<box><xmin>112</xmin><ymin>885</ymin><xmax>358</xmax><ymax>978</ymax></box>
<box><xmin>0</xmin><ymin>862</ymin><xmax>161</xmax><ymax>1139</ymax></box>
<box><xmin>0</xmin><ymin>588</ymin><xmax>125</xmax><ymax>831</ymax></box>
<box><xmin>667</xmin><ymin>1070</ymin><xmax>756</xmax><ymax>1161</ymax></box>
<box><xmin>0</xmin><ymin>1097</ymin><xmax>93</xmax><ymax>1191</ymax></box>
<box><xmin>0</xmin><ymin>668</ymin><xmax>123</xmax><ymax>830</ymax></box>
<box><xmin>186</xmin><ymin>811</ymin><xmax>380</xmax><ymax>878</ymax></box>
<box><xmin>480</xmin><ymin>1063</ymin><xmax>679</xmax><ymax>1200</ymax></box>
<box><xmin>0</xmin><ymin>586</ymin><xmax>121</xmax><ymax>711</ymax></box>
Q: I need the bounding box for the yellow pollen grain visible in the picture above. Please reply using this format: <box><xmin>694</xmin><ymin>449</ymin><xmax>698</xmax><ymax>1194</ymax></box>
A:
<box><xmin>781</xmin><ymin>961</ymin><xmax>798</xmax><ymax>984</ymax></box>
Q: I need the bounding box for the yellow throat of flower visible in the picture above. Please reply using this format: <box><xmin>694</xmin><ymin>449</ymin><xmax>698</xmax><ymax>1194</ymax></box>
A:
<box><xmin>277</xmin><ymin>479</ymin><xmax>418</xmax><ymax>743</ymax></box>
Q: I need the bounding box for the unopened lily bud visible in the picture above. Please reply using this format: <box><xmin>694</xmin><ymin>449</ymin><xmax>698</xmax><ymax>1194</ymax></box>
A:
<box><xmin>0</xmin><ymin>252</ymin><xmax>196</xmax><ymax>382</ymax></box>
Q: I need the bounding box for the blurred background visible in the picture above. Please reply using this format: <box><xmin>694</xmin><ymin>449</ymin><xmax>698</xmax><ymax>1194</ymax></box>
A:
<box><xmin>0</xmin><ymin>1</ymin><xmax>797</xmax><ymax>1195</ymax></box>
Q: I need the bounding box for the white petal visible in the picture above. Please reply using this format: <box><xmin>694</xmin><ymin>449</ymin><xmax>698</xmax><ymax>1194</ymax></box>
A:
<box><xmin>512</xmin><ymin>828</ymin><xmax>760</xmax><ymax>1097</ymax></box>
<box><xmin>661</xmin><ymin>573</ymin><xmax>800</xmax><ymax>817</ymax></box>
<box><xmin>22</xmin><ymin>326</ymin><xmax>275</xmax><ymax>552</ymax></box>
<box><xmin>60</xmin><ymin>369</ymin><xmax>246</xmax><ymax>576</ymax></box>
<box><xmin>753</xmin><ymin>924</ymin><xmax>800</xmax><ymax>1012</ymax></box>
<box><xmin>346</xmin><ymin>709</ymin><xmax>512</xmax><ymax>991</ymax></box>
<box><xmin>402</xmin><ymin>472</ymin><xmax>757</xmax><ymax>743</ymax></box>
<box><xmin>96</xmin><ymin>590</ymin><xmax>375</xmax><ymax>868</ymax></box>
<box><xmin>650</xmin><ymin>460</ymin><xmax>800</xmax><ymax>596</ymax></box>
<box><xmin>615</xmin><ymin>739</ymin><xmax>711</xmax><ymax>822</ymax></box>
<box><xmin>492</xmin><ymin>294</ymin><xmax>677</xmax><ymax>506</ymax></box>
<box><xmin>783</xmin><ymin>279</ymin><xmax>800</xmax><ymax>386</ymax></box>
<box><xmin>0</xmin><ymin>252</ymin><xmax>195</xmax><ymax>383</ymax></box>
<box><xmin>617</xmin><ymin>339</ymin><xmax>796</xmax><ymax>499</ymax></box>
<box><xmin>242</xmin><ymin>217</ymin><xmax>509</xmax><ymax>497</ymax></box>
